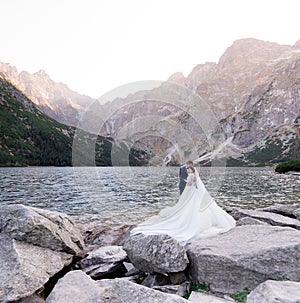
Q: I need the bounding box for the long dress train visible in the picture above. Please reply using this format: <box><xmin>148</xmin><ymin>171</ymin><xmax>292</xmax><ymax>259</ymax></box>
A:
<box><xmin>131</xmin><ymin>169</ymin><xmax>236</xmax><ymax>245</ymax></box>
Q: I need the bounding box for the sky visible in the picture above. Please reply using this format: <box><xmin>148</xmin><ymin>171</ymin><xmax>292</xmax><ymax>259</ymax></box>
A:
<box><xmin>0</xmin><ymin>0</ymin><xmax>299</xmax><ymax>98</ymax></box>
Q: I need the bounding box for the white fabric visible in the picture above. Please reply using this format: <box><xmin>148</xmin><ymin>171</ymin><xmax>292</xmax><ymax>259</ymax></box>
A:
<box><xmin>131</xmin><ymin>169</ymin><xmax>236</xmax><ymax>246</ymax></box>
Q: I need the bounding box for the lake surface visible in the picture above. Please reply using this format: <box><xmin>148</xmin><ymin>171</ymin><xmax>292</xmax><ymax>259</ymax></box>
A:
<box><xmin>0</xmin><ymin>166</ymin><xmax>299</xmax><ymax>228</ymax></box>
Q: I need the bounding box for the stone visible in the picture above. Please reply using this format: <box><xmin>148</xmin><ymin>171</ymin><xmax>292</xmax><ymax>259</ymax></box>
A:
<box><xmin>79</xmin><ymin>246</ymin><xmax>127</xmax><ymax>279</ymax></box>
<box><xmin>16</xmin><ymin>294</ymin><xmax>45</xmax><ymax>303</ymax></box>
<box><xmin>0</xmin><ymin>204</ymin><xmax>84</xmax><ymax>254</ymax></box>
<box><xmin>0</xmin><ymin>234</ymin><xmax>72</xmax><ymax>303</ymax></box>
<box><xmin>169</xmin><ymin>272</ymin><xmax>187</xmax><ymax>284</ymax></box>
<box><xmin>123</xmin><ymin>234</ymin><xmax>189</xmax><ymax>274</ymax></box>
<box><xmin>141</xmin><ymin>273</ymin><xmax>171</xmax><ymax>287</ymax></box>
<box><xmin>231</xmin><ymin>207</ymin><xmax>300</xmax><ymax>230</ymax></box>
<box><xmin>82</xmin><ymin>262</ymin><xmax>126</xmax><ymax>279</ymax></box>
<box><xmin>80</xmin><ymin>246</ymin><xmax>127</xmax><ymax>268</ymax></box>
<box><xmin>82</xmin><ymin>223</ymin><xmax>131</xmax><ymax>246</ymax></box>
<box><xmin>260</xmin><ymin>203</ymin><xmax>300</xmax><ymax>220</ymax></box>
<box><xmin>45</xmin><ymin>270</ymin><xmax>108</xmax><ymax>303</ymax></box>
<box><xmin>153</xmin><ymin>282</ymin><xmax>191</xmax><ymax>297</ymax></box>
<box><xmin>236</xmin><ymin>216</ymin><xmax>269</xmax><ymax>226</ymax></box>
<box><xmin>188</xmin><ymin>292</ymin><xmax>235</xmax><ymax>302</ymax></box>
<box><xmin>123</xmin><ymin>261</ymin><xmax>141</xmax><ymax>276</ymax></box>
<box><xmin>99</xmin><ymin>278</ymin><xmax>190</xmax><ymax>303</ymax></box>
<box><xmin>187</xmin><ymin>225</ymin><xmax>300</xmax><ymax>294</ymax></box>
<box><xmin>247</xmin><ymin>280</ymin><xmax>300</xmax><ymax>303</ymax></box>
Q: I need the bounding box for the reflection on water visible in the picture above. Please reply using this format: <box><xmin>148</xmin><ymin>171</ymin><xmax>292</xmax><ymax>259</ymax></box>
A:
<box><xmin>0</xmin><ymin>166</ymin><xmax>299</xmax><ymax>227</ymax></box>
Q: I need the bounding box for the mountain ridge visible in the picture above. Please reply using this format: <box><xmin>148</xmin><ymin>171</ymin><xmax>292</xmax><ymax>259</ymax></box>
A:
<box><xmin>97</xmin><ymin>38</ymin><xmax>300</xmax><ymax>165</ymax></box>
<box><xmin>1</xmin><ymin>37</ymin><xmax>299</xmax><ymax>166</ymax></box>
<box><xmin>0</xmin><ymin>62</ymin><xmax>95</xmax><ymax>126</ymax></box>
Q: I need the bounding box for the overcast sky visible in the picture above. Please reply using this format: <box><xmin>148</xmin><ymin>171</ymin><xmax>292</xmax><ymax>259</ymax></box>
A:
<box><xmin>0</xmin><ymin>0</ymin><xmax>299</xmax><ymax>98</ymax></box>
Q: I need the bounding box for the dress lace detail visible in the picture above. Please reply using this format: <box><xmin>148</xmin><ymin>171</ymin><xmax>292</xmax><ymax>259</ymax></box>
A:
<box><xmin>186</xmin><ymin>173</ymin><xmax>197</xmax><ymax>187</ymax></box>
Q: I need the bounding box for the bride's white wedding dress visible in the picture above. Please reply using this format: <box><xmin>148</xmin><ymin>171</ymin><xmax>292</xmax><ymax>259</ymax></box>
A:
<box><xmin>131</xmin><ymin>169</ymin><xmax>236</xmax><ymax>245</ymax></box>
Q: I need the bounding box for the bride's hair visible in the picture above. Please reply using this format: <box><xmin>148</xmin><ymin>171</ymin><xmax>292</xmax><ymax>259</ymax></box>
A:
<box><xmin>188</xmin><ymin>166</ymin><xmax>195</xmax><ymax>173</ymax></box>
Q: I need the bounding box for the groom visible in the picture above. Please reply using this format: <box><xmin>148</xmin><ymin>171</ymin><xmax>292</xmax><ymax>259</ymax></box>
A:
<box><xmin>179</xmin><ymin>160</ymin><xmax>193</xmax><ymax>195</ymax></box>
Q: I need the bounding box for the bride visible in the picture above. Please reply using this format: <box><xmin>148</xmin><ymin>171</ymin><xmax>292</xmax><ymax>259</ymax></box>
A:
<box><xmin>131</xmin><ymin>165</ymin><xmax>236</xmax><ymax>245</ymax></box>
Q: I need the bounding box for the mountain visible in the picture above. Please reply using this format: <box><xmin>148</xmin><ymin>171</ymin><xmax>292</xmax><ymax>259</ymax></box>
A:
<box><xmin>0</xmin><ymin>62</ymin><xmax>95</xmax><ymax>126</ymax></box>
<box><xmin>0</xmin><ymin>75</ymin><xmax>131</xmax><ymax>166</ymax></box>
<box><xmin>95</xmin><ymin>38</ymin><xmax>300</xmax><ymax>165</ymax></box>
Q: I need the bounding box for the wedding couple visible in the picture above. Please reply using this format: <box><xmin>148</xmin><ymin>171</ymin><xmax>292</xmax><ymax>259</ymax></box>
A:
<box><xmin>131</xmin><ymin>161</ymin><xmax>236</xmax><ymax>245</ymax></box>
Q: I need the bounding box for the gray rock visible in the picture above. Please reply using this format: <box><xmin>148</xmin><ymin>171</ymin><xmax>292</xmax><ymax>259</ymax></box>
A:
<box><xmin>0</xmin><ymin>204</ymin><xmax>84</xmax><ymax>254</ymax></box>
<box><xmin>231</xmin><ymin>207</ymin><xmax>300</xmax><ymax>230</ymax></box>
<box><xmin>188</xmin><ymin>292</ymin><xmax>235</xmax><ymax>302</ymax></box>
<box><xmin>153</xmin><ymin>282</ymin><xmax>191</xmax><ymax>297</ymax></box>
<box><xmin>123</xmin><ymin>233</ymin><xmax>189</xmax><ymax>274</ymax></box>
<box><xmin>169</xmin><ymin>272</ymin><xmax>187</xmax><ymax>284</ymax></box>
<box><xmin>82</xmin><ymin>262</ymin><xmax>126</xmax><ymax>279</ymax></box>
<box><xmin>123</xmin><ymin>261</ymin><xmax>141</xmax><ymax>276</ymax></box>
<box><xmin>80</xmin><ymin>246</ymin><xmax>127</xmax><ymax>279</ymax></box>
<box><xmin>260</xmin><ymin>203</ymin><xmax>300</xmax><ymax>220</ymax></box>
<box><xmin>80</xmin><ymin>246</ymin><xmax>127</xmax><ymax>268</ymax></box>
<box><xmin>45</xmin><ymin>270</ymin><xmax>108</xmax><ymax>303</ymax></box>
<box><xmin>247</xmin><ymin>280</ymin><xmax>300</xmax><ymax>303</ymax></box>
<box><xmin>141</xmin><ymin>273</ymin><xmax>171</xmax><ymax>287</ymax></box>
<box><xmin>187</xmin><ymin>225</ymin><xmax>300</xmax><ymax>294</ymax></box>
<box><xmin>0</xmin><ymin>234</ymin><xmax>72</xmax><ymax>303</ymax></box>
<box><xmin>236</xmin><ymin>216</ymin><xmax>269</xmax><ymax>226</ymax></box>
<box><xmin>99</xmin><ymin>278</ymin><xmax>190</xmax><ymax>303</ymax></box>
<box><xmin>16</xmin><ymin>294</ymin><xmax>45</xmax><ymax>303</ymax></box>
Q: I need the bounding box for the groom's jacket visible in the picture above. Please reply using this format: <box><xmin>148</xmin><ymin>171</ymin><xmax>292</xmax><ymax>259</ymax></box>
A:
<box><xmin>179</xmin><ymin>165</ymin><xmax>188</xmax><ymax>194</ymax></box>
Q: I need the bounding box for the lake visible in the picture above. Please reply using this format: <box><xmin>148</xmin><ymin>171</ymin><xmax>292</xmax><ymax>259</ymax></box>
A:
<box><xmin>0</xmin><ymin>166</ymin><xmax>299</xmax><ymax>228</ymax></box>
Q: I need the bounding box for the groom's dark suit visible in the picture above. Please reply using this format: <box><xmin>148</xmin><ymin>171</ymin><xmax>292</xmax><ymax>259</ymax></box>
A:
<box><xmin>179</xmin><ymin>165</ymin><xmax>188</xmax><ymax>195</ymax></box>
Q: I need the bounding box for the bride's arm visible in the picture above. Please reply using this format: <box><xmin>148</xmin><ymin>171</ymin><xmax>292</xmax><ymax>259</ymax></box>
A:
<box><xmin>186</xmin><ymin>174</ymin><xmax>193</xmax><ymax>186</ymax></box>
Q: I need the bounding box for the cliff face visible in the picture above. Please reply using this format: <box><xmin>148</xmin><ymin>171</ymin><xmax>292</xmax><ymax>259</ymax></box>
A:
<box><xmin>0</xmin><ymin>63</ymin><xmax>95</xmax><ymax>126</ymax></box>
<box><xmin>98</xmin><ymin>38</ymin><xmax>300</xmax><ymax>165</ymax></box>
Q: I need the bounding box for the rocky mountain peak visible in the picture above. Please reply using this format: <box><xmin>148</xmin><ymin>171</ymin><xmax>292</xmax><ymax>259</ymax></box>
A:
<box><xmin>218</xmin><ymin>38</ymin><xmax>290</xmax><ymax>69</ymax></box>
<box><xmin>294</xmin><ymin>39</ymin><xmax>300</xmax><ymax>49</ymax></box>
<box><xmin>167</xmin><ymin>72</ymin><xmax>186</xmax><ymax>85</ymax></box>
<box><xmin>0</xmin><ymin>62</ymin><xmax>96</xmax><ymax>126</ymax></box>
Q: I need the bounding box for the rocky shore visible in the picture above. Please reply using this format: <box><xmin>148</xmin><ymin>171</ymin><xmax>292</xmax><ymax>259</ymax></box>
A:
<box><xmin>0</xmin><ymin>203</ymin><xmax>300</xmax><ymax>303</ymax></box>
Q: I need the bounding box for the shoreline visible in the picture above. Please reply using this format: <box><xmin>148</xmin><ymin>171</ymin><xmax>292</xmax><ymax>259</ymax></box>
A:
<box><xmin>1</xmin><ymin>202</ymin><xmax>300</xmax><ymax>302</ymax></box>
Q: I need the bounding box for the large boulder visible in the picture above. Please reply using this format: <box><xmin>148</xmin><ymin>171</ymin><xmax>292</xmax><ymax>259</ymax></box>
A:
<box><xmin>187</xmin><ymin>225</ymin><xmax>300</xmax><ymax>294</ymax></box>
<box><xmin>98</xmin><ymin>278</ymin><xmax>190</xmax><ymax>303</ymax></box>
<box><xmin>0</xmin><ymin>234</ymin><xmax>72</xmax><ymax>303</ymax></box>
<box><xmin>123</xmin><ymin>234</ymin><xmax>189</xmax><ymax>274</ymax></box>
<box><xmin>247</xmin><ymin>280</ymin><xmax>300</xmax><ymax>303</ymax></box>
<box><xmin>231</xmin><ymin>208</ymin><xmax>300</xmax><ymax>230</ymax></box>
<box><xmin>45</xmin><ymin>270</ymin><xmax>108</xmax><ymax>303</ymax></box>
<box><xmin>0</xmin><ymin>204</ymin><xmax>84</xmax><ymax>254</ymax></box>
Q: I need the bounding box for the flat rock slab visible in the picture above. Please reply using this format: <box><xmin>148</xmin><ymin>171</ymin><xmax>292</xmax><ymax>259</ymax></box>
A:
<box><xmin>236</xmin><ymin>216</ymin><xmax>269</xmax><ymax>226</ymax></box>
<box><xmin>80</xmin><ymin>245</ymin><xmax>127</xmax><ymax>279</ymax></box>
<box><xmin>0</xmin><ymin>204</ymin><xmax>84</xmax><ymax>254</ymax></box>
<box><xmin>82</xmin><ymin>262</ymin><xmax>126</xmax><ymax>279</ymax></box>
<box><xmin>260</xmin><ymin>203</ymin><xmax>300</xmax><ymax>220</ymax></box>
<box><xmin>247</xmin><ymin>280</ymin><xmax>300</xmax><ymax>303</ymax></box>
<box><xmin>80</xmin><ymin>246</ymin><xmax>127</xmax><ymax>268</ymax></box>
<box><xmin>98</xmin><ymin>278</ymin><xmax>190</xmax><ymax>303</ymax></box>
<box><xmin>0</xmin><ymin>234</ymin><xmax>72</xmax><ymax>303</ymax></box>
<box><xmin>231</xmin><ymin>207</ymin><xmax>300</xmax><ymax>230</ymax></box>
<box><xmin>123</xmin><ymin>233</ymin><xmax>189</xmax><ymax>274</ymax></box>
<box><xmin>153</xmin><ymin>282</ymin><xmax>190</xmax><ymax>297</ymax></box>
<box><xmin>187</xmin><ymin>225</ymin><xmax>300</xmax><ymax>294</ymax></box>
<box><xmin>188</xmin><ymin>292</ymin><xmax>235</xmax><ymax>303</ymax></box>
<box><xmin>45</xmin><ymin>270</ymin><xmax>108</xmax><ymax>303</ymax></box>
